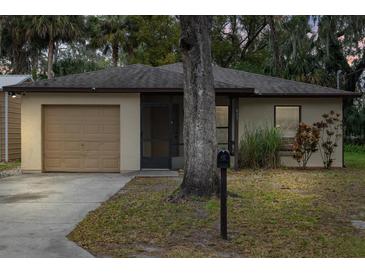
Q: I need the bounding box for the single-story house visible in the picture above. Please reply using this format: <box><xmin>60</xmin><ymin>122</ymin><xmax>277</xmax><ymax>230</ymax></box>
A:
<box><xmin>3</xmin><ymin>63</ymin><xmax>359</xmax><ymax>173</ymax></box>
<box><xmin>0</xmin><ymin>75</ymin><xmax>32</xmax><ymax>162</ymax></box>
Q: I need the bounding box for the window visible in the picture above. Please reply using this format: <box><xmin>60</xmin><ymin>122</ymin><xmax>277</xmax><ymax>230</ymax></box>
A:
<box><xmin>216</xmin><ymin>106</ymin><xmax>229</xmax><ymax>150</ymax></box>
<box><xmin>274</xmin><ymin>106</ymin><xmax>301</xmax><ymax>138</ymax></box>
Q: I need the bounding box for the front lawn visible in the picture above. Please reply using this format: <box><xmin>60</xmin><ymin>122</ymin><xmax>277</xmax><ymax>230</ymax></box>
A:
<box><xmin>345</xmin><ymin>151</ymin><xmax>365</xmax><ymax>169</ymax></box>
<box><xmin>69</xmin><ymin>165</ymin><xmax>365</xmax><ymax>257</ymax></box>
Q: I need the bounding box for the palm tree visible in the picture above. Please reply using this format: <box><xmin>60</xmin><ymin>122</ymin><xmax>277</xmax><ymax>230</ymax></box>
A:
<box><xmin>29</xmin><ymin>16</ymin><xmax>83</xmax><ymax>79</ymax></box>
<box><xmin>0</xmin><ymin>16</ymin><xmax>32</xmax><ymax>74</ymax></box>
<box><xmin>89</xmin><ymin>16</ymin><xmax>127</xmax><ymax>67</ymax></box>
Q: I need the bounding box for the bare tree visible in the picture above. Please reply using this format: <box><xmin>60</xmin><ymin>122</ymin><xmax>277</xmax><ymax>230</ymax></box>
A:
<box><xmin>175</xmin><ymin>15</ymin><xmax>218</xmax><ymax>198</ymax></box>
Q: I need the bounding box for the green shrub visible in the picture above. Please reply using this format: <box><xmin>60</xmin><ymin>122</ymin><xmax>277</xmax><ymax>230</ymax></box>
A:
<box><xmin>344</xmin><ymin>144</ymin><xmax>365</xmax><ymax>153</ymax></box>
<box><xmin>238</xmin><ymin>125</ymin><xmax>282</xmax><ymax>169</ymax></box>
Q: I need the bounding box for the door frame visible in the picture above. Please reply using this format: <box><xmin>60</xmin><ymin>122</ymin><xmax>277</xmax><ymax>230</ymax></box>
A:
<box><xmin>140</xmin><ymin>102</ymin><xmax>172</xmax><ymax>169</ymax></box>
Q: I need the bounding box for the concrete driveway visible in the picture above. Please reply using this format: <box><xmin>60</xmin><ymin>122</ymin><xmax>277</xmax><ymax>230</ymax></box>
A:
<box><xmin>0</xmin><ymin>173</ymin><xmax>132</xmax><ymax>258</ymax></box>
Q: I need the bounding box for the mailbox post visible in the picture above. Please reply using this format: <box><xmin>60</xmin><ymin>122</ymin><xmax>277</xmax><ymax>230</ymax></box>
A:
<box><xmin>217</xmin><ymin>149</ymin><xmax>230</xmax><ymax>240</ymax></box>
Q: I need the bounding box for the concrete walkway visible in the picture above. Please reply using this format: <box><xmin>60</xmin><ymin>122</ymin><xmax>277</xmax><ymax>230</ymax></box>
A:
<box><xmin>0</xmin><ymin>173</ymin><xmax>132</xmax><ymax>258</ymax></box>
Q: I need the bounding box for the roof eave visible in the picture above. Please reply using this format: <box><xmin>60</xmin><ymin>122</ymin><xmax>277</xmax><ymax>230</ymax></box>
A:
<box><xmin>254</xmin><ymin>92</ymin><xmax>362</xmax><ymax>97</ymax></box>
<box><xmin>3</xmin><ymin>86</ymin><xmax>256</xmax><ymax>94</ymax></box>
<box><xmin>3</xmin><ymin>85</ymin><xmax>360</xmax><ymax>97</ymax></box>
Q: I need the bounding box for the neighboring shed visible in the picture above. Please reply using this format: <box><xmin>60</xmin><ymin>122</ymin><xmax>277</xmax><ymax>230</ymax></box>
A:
<box><xmin>0</xmin><ymin>75</ymin><xmax>32</xmax><ymax>162</ymax></box>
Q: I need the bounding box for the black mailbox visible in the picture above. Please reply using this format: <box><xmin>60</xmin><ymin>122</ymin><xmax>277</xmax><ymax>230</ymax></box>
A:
<box><xmin>217</xmin><ymin>149</ymin><xmax>230</xmax><ymax>169</ymax></box>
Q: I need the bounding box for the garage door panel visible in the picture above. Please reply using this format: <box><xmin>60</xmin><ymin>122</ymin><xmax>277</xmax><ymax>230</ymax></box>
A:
<box><xmin>83</xmin><ymin>141</ymin><xmax>101</xmax><ymax>151</ymax></box>
<box><xmin>44</xmin><ymin>105</ymin><xmax>120</xmax><ymax>172</ymax></box>
<box><xmin>84</xmin><ymin>158</ymin><xmax>99</xmax><ymax>169</ymax></box>
<box><xmin>47</xmin><ymin>124</ymin><xmax>66</xmax><ymax>134</ymax></box>
<box><xmin>99</xmin><ymin>152</ymin><xmax>120</xmax><ymax>158</ymax></box>
<box><xmin>45</xmin><ymin>150</ymin><xmax>83</xmax><ymax>158</ymax></box>
<box><xmin>103</xmin><ymin>125</ymin><xmax>120</xmax><ymax>134</ymax></box>
<box><xmin>65</xmin><ymin>124</ymin><xmax>83</xmax><ymax>134</ymax></box>
<box><xmin>63</xmin><ymin>141</ymin><xmax>83</xmax><ymax>151</ymax></box>
<box><xmin>83</xmin><ymin>134</ymin><xmax>114</xmax><ymax>142</ymax></box>
<box><xmin>102</xmin><ymin>159</ymin><xmax>120</xmax><ymax>170</ymax></box>
<box><xmin>84</xmin><ymin>124</ymin><xmax>102</xmax><ymax>134</ymax></box>
<box><xmin>45</xmin><ymin>159</ymin><xmax>62</xmax><ymax>168</ymax></box>
<box><xmin>45</xmin><ymin>141</ymin><xmax>64</xmax><ymax>151</ymax></box>
<box><xmin>100</xmin><ymin>142</ymin><xmax>120</xmax><ymax>151</ymax></box>
<box><xmin>63</xmin><ymin>158</ymin><xmax>83</xmax><ymax>169</ymax></box>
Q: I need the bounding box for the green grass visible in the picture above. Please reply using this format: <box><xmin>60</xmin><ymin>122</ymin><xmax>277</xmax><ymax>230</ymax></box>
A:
<box><xmin>0</xmin><ymin>160</ymin><xmax>20</xmax><ymax>171</ymax></box>
<box><xmin>345</xmin><ymin>151</ymin><xmax>365</xmax><ymax>169</ymax></box>
<box><xmin>344</xmin><ymin>144</ymin><xmax>365</xmax><ymax>168</ymax></box>
<box><xmin>69</xmin><ymin>166</ymin><xmax>365</xmax><ymax>257</ymax></box>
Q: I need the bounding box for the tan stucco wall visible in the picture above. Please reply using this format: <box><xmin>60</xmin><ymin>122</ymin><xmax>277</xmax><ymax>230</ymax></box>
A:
<box><xmin>21</xmin><ymin>93</ymin><xmax>140</xmax><ymax>173</ymax></box>
<box><xmin>238</xmin><ymin>97</ymin><xmax>343</xmax><ymax>167</ymax></box>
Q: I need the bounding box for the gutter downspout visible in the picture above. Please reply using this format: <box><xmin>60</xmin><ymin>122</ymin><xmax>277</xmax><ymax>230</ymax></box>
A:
<box><xmin>4</xmin><ymin>91</ymin><xmax>8</xmax><ymax>162</ymax></box>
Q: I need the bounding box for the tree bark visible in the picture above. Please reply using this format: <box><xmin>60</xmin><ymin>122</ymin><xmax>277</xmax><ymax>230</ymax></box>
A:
<box><xmin>12</xmin><ymin>46</ymin><xmax>28</xmax><ymax>74</ymax></box>
<box><xmin>267</xmin><ymin>16</ymin><xmax>282</xmax><ymax>77</ymax></box>
<box><xmin>30</xmin><ymin>50</ymin><xmax>39</xmax><ymax>80</ymax></box>
<box><xmin>112</xmin><ymin>42</ymin><xmax>119</xmax><ymax>67</ymax></box>
<box><xmin>177</xmin><ymin>15</ymin><xmax>218</xmax><ymax>198</ymax></box>
<box><xmin>47</xmin><ymin>39</ymin><xmax>54</xmax><ymax>79</ymax></box>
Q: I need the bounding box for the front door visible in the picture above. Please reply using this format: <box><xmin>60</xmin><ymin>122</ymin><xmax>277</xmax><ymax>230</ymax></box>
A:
<box><xmin>141</xmin><ymin>104</ymin><xmax>170</xmax><ymax>168</ymax></box>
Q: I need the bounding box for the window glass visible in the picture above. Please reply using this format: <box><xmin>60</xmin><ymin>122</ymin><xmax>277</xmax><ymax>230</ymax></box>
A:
<box><xmin>275</xmin><ymin>106</ymin><xmax>300</xmax><ymax>138</ymax></box>
<box><xmin>216</xmin><ymin>106</ymin><xmax>229</xmax><ymax>127</ymax></box>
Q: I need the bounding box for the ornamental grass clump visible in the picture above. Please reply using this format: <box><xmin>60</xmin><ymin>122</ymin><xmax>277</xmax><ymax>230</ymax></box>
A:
<box><xmin>238</xmin><ymin>125</ymin><xmax>282</xmax><ymax>169</ymax></box>
<box><xmin>314</xmin><ymin>110</ymin><xmax>342</xmax><ymax>169</ymax></box>
<box><xmin>344</xmin><ymin>144</ymin><xmax>365</xmax><ymax>153</ymax></box>
<box><xmin>292</xmin><ymin>122</ymin><xmax>320</xmax><ymax>168</ymax></box>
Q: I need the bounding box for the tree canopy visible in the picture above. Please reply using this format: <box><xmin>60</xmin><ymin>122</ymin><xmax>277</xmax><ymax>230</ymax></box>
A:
<box><xmin>1</xmin><ymin>15</ymin><xmax>364</xmax><ymax>88</ymax></box>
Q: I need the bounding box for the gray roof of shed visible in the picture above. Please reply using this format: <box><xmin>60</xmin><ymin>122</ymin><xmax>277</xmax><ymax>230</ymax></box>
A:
<box><xmin>3</xmin><ymin>63</ymin><xmax>359</xmax><ymax>97</ymax></box>
<box><xmin>0</xmin><ymin>75</ymin><xmax>32</xmax><ymax>90</ymax></box>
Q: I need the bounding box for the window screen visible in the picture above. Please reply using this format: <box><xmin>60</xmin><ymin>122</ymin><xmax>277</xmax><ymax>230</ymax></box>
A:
<box><xmin>275</xmin><ymin>106</ymin><xmax>300</xmax><ymax>138</ymax></box>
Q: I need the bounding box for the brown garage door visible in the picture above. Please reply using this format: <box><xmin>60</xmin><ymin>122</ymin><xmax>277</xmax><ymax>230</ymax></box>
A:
<box><xmin>43</xmin><ymin>105</ymin><xmax>120</xmax><ymax>172</ymax></box>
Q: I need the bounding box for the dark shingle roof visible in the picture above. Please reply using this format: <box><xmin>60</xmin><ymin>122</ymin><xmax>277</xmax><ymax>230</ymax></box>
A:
<box><xmin>159</xmin><ymin>63</ymin><xmax>358</xmax><ymax>96</ymax></box>
<box><xmin>3</xmin><ymin>63</ymin><xmax>359</xmax><ymax>97</ymax></box>
<box><xmin>4</xmin><ymin>64</ymin><xmax>240</xmax><ymax>90</ymax></box>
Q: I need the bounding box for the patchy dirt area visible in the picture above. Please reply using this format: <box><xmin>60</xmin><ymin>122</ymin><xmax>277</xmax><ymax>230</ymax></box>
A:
<box><xmin>0</xmin><ymin>161</ymin><xmax>21</xmax><ymax>178</ymax></box>
<box><xmin>0</xmin><ymin>167</ymin><xmax>21</xmax><ymax>179</ymax></box>
<box><xmin>69</xmin><ymin>167</ymin><xmax>365</xmax><ymax>258</ymax></box>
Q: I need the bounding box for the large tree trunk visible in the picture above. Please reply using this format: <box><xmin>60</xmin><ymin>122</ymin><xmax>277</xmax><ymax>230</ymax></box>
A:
<box><xmin>268</xmin><ymin>16</ymin><xmax>282</xmax><ymax>77</ymax></box>
<box><xmin>12</xmin><ymin>46</ymin><xmax>28</xmax><ymax>74</ymax></box>
<box><xmin>47</xmin><ymin>39</ymin><xmax>54</xmax><ymax>79</ymax></box>
<box><xmin>31</xmin><ymin>49</ymin><xmax>39</xmax><ymax>80</ymax></box>
<box><xmin>112</xmin><ymin>42</ymin><xmax>119</xmax><ymax>67</ymax></box>
<box><xmin>178</xmin><ymin>15</ymin><xmax>218</xmax><ymax>197</ymax></box>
